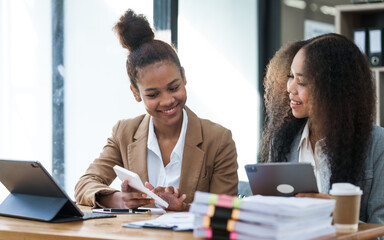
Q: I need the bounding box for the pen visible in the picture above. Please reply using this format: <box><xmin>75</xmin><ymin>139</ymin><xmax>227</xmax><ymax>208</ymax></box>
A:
<box><xmin>102</xmin><ymin>208</ymin><xmax>151</xmax><ymax>214</ymax></box>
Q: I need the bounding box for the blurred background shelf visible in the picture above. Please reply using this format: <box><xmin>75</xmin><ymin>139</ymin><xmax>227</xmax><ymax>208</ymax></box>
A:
<box><xmin>336</xmin><ymin>3</ymin><xmax>384</xmax><ymax>127</ymax></box>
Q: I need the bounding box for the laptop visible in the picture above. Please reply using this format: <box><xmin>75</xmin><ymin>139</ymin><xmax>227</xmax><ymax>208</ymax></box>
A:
<box><xmin>0</xmin><ymin>159</ymin><xmax>115</xmax><ymax>222</ymax></box>
<box><xmin>245</xmin><ymin>162</ymin><xmax>318</xmax><ymax>197</ymax></box>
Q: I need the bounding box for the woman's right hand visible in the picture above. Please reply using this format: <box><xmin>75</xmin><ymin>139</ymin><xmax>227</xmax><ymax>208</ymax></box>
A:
<box><xmin>144</xmin><ymin>182</ymin><xmax>188</xmax><ymax>211</ymax></box>
<box><xmin>97</xmin><ymin>180</ymin><xmax>154</xmax><ymax>208</ymax></box>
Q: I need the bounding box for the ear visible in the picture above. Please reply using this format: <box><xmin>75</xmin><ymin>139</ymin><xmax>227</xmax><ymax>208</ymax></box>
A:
<box><xmin>181</xmin><ymin>67</ymin><xmax>187</xmax><ymax>85</ymax></box>
<box><xmin>130</xmin><ymin>85</ymin><xmax>142</xmax><ymax>102</ymax></box>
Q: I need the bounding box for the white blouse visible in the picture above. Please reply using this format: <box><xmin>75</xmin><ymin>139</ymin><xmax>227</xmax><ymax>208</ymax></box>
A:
<box><xmin>146</xmin><ymin>109</ymin><xmax>188</xmax><ymax>189</ymax></box>
<box><xmin>297</xmin><ymin>122</ymin><xmax>331</xmax><ymax>193</ymax></box>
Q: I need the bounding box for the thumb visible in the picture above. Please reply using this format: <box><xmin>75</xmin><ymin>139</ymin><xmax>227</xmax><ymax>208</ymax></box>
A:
<box><xmin>145</xmin><ymin>181</ymin><xmax>154</xmax><ymax>190</ymax></box>
<box><xmin>121</xmin><ymin>180</ymin><xmax>131</xmax><ymax>192</ymax></box>
<box><xmin>181</xmin><ymin>193</ymin><xmax>187</xmax><ymax>201</ymax></box>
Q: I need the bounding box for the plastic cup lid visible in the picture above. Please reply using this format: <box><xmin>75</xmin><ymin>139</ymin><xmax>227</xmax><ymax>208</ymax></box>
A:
<box><xmin>329</xmin><ymin>183</ymin><xmax>363</xmax><ymax>196</ymax></box>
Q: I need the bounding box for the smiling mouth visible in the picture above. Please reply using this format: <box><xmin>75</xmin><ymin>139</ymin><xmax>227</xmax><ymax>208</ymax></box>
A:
<box><xmin>160</xmin><ymin>104</ymin><xmax>179</xmax><ymax>114</ymax></box>
<box><xmin>291</xmin><ymin>100</ymin><xmax>302</xmax><ymax>105</ymax></box>
<box><xmin>163</xmin><ymin>107</ymin><xmax>176</xmax><ymax>113</ymax></box>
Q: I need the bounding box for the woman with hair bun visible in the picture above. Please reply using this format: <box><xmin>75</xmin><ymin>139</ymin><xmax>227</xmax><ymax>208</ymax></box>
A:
<box><xmin>260</xmin><ymin>33</ymin><xmax>384</xmax><ymax>224</ymax></box>
<box><xmin>74</xmin><ymin>9</ymin><xmax>238</xmax><ymax>211</ymax></box>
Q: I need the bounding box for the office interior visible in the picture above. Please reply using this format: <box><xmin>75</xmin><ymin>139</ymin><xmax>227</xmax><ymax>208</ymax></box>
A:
<box><xmin>2</xmin><ymin>0</ymin><xmax>377</xmax><ymax>203</ymax></box>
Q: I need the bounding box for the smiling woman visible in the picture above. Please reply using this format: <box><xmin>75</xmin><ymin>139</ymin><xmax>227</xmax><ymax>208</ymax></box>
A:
<box><xmin>260</xmin><ymin>33</ymin><xmax>384</xmax><ymax>226</ymax></box>
<box><xmin>133</xmin><ymin>61</ymin><xmax>187</xmax><ymax>132</ymax></box>
<box><xmin>287</xmin><ymin>48</ymin><xmax>311</xmax><ymax>119</ymax></box>
<box><xmin>74</xmin><ymin>9</ymin><xmax>239</xmax><ymax>211</ymax></box>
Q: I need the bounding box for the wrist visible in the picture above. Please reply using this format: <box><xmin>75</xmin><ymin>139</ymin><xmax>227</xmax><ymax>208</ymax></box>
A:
<box><xmin>96</xmin><ymin>191</ymin><xmax>121</xmax><ymax>208</ymax></box>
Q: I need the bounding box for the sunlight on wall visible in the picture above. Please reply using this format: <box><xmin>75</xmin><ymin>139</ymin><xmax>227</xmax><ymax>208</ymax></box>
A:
<box><xmin>64</xmin><ymin>0</ymin><xmax>153</xmax><ymax>199</ymax></box>
<box><xmin>0</xmin><ymin>0</ymin><xmax>52</xmax><ymax>203</ymax></box>
<box><xmin>178</xmin><ymin>0</ymin><xmax>259</xmax><ymax>181</ymax></box>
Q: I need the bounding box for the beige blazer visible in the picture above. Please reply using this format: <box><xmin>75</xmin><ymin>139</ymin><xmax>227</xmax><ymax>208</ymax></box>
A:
<box><xmin>74</xmin><ymin>107</ymin><xmax>238</xmax><ymax>207</ymax></box>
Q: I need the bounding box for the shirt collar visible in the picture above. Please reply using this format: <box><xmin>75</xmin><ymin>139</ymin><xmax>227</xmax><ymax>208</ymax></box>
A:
<box><xmin>298</xmin><ymin>121</ymin><xmax>310</xmax><ymax>151</ymax></box>
<box><xmin>172</xmin><ymin>109</ymin><xmax>188</xmax><ymax>160</ymax></box>
<box><xmin>147</xmin><ymin>109</ymin><xmax>188</xmax><ymax>161</ymax></box>
<box><xmin>147</xmin><ymin>116</ymin><xmax>161</xmax><ymax>157</ymax></box>
<box><xmin>297</xmin><ymin>121</ymin><xmax>326</xmax><ymax>152</ymax></box>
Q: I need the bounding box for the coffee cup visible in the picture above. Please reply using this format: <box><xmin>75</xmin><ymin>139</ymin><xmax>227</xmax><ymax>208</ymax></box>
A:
<box><xmin>329</xmin><ymin>183</ymin><xmax>362</xmax><ymax>233</ymax></box>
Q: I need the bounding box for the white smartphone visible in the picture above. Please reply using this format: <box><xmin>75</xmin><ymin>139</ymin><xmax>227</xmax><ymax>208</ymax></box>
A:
<box><xmin>113</xmin><ymin>165</ymin><xmax>169</xmax><ymax>208</ymax></box>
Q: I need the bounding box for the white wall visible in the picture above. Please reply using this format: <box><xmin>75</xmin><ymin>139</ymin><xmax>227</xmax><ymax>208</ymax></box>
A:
<box><xmin>178</xmin><ymin>0</ymin><xmax>259</xmax><ymax>181</ymax></box>
<box><xmin>0</xmin><ymin>0</ymin><xmax>52</xmax><ymax>203</ymax></box>
<box><xmin>64</xmin><ymin>0</ymin><xmax>153</xmax><ymax>199</ymax></box>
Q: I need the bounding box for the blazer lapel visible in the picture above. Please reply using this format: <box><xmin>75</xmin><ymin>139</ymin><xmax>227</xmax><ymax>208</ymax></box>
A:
<box><xmin>127</xmin><ymin>114</ymin><xmax>150</xmax><ymax>183</ymax></box>
<box><xmin>287</xmin><ymin>126</ymin><xmax>304</xmax><ymax>163</ymax></box>
<box><xmin>179</xmin><ymin>107</ymin><xmax>204</xmax><ymax>199</ymax></box>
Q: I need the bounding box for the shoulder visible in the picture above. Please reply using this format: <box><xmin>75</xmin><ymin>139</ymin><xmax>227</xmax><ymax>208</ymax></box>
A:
<box><xmin>186</xmin><ymin>107</ymin><xmax>232</xmax><ymax>137</ymax></box>
<box><xmin>366</xmin><ymin>125</ymin><xmax>384</xmax><ymax>165</ymax></box>
<box><xmin>200</xmin><ymin>118</ymin><xmax>231</xmax><ymax>134</ymax></box>
<box><xmin>111</xmin><ymin>114</ymin><xmax>147</xmax><ymax>136</ymax></box>
<box><xmin>371</xmin><ymin>125</ymin><xmax>384</xmax><ymax>142</ymax></box>
<box><xmin>369</xmin><ymin>125</ymin><xmax>384</xmax><ymax>152</ymax></box>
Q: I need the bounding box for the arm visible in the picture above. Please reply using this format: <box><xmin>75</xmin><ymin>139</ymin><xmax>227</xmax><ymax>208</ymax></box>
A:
<box><xmin>74</xmin><ymin>121</ymin><xmax>123</xmax><ymax>207</ymax></box>
<box><xmin>74</xmin><ymin>120</ymin><xmax>152</xmax><ymax>208</ymax></box>
<box><xmin>97</xmin><ymin>180</ymin><xmax>154</xmax><ymax>209</ymax></box>
<box><xmin>365</xmin><ymin>150</ymin><xmax>384</xmax><ymax>225</ymax></box>
<box><xmin>209</xmin><ymin>129</ymin><xmax>239</xmax><ymax>196</ymax></box>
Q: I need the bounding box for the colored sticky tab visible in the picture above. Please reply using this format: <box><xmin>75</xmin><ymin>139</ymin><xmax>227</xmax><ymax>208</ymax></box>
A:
<box><xmin>230</xmin><ymin>232</ymin><xmax>238</xmax><ymax>240</ymax></box>
<box><xmin>216</xmin><ymin>194</ymin><xmax>235</xmax><ymax>208</ymax></box>
<box><xmin>208</xmin><ymin>193</ymin><xmax>218</xmax><ymax>205</ymax></box>
<box><xmin>233</xmin><ymin>198</ymin><xmax>242</xmax><ymax>208</ymax></box>
<box><xmin>207</xmin><ymin>204</ymin><xmax>215</xmax><ymax>217</ymax></box>
<box><xmin>227</xmin><ymin>219</ymin><xmax>236</xmax><ymax>232</ymax></box>
<box><xmin>206</xmin><ymin>228</ymin><xmax>213</xmax><ymax>238</ymax></box>
<box><xmin>202</xmin><ymin>216</ymin><xmax>211</xmax><ymax>228</ymax></box>
<box><xmin>231</xmin><ymin>208</ymin><xmax>240</xmax><ymax>220</ymax></box>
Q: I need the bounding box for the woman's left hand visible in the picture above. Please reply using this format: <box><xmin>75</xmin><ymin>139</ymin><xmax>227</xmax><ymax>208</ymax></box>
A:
<box><xmin>296</xmin><ymin>193</ymin><xmax>331</xmax><ymax>199</ymax></box>
<box><xmin>145</xmin><ymin>182</ymin><xmax>188</xmax><ymax>211</ymax></box>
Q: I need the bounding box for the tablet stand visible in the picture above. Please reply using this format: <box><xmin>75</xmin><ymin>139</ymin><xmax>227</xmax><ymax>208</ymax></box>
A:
<box><xmin>0</xmin><ymin>193</ymin><xmax>82</xmax><ymax>222</ymax></box>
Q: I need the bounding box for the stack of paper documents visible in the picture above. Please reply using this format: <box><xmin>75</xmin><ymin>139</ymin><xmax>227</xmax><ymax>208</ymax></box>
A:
<box><xmin>190</xmin><ymin>191</ymin><xmax>336</xmax><ymax>240</ymax></box>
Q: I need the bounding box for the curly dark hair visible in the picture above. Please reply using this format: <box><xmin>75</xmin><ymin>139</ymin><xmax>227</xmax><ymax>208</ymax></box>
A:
<box><xmin>259</xmin><ymin>40</ymin><xmax>309</xmax><ymax>164</ymax></box>
<box><xmin>113</xmin><ymin>9</ymin><xmax>182</xmax><ymax>90</ymax></box>
<box><xmin>259</xmin><ymin>33</ymin><xmax>376</xmax><ymax>185</ymax></box>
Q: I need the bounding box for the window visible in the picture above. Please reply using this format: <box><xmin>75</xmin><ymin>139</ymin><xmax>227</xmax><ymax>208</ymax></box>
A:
<box><xmin>0</xmin><ymin>0</ymin><xmax>52</xmax><ymax>202</ymax></box>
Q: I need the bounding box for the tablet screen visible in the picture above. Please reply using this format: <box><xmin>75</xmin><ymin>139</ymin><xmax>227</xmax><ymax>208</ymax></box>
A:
<box><xmin>245</xmin><ymin>162</ymin><xmax>318</xmax><ymax>196</ymax></box>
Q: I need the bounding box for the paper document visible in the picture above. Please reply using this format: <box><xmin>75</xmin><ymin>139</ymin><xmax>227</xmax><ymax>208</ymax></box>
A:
<box><xmin>123</xmin><ymin>212</ymin><xmax>194</xmax><ymax>231</ymax></box>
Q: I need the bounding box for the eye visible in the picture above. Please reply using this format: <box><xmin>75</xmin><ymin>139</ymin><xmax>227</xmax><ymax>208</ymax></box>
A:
<box><xmin>169</xmin><ymin>85</ymin><xmax>180</xmax><ymax>92</ymax></box>
<box><xmin>297</xmin><ymin>76</ymin><xmax>307</xmax><ymax>86</ymax></box>
<box><xmin>146</xmin><ymin>93</ymin><xmax>158</xmax><ymax>98</ymax></box>
<box><xmin>287</xmin><ymin>74</ymin><xmax>294</xmax><ymax>79</ymax></box>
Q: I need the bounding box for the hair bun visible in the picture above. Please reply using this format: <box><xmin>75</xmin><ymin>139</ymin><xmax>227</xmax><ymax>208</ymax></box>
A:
<box><xmin>114</xmin><ymin>9</ymin><xmax>154</xmax><ymax>51</ymax></box>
